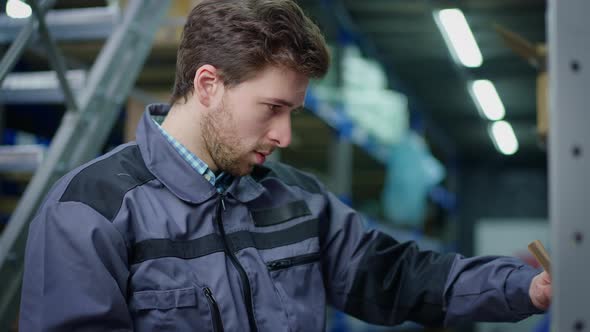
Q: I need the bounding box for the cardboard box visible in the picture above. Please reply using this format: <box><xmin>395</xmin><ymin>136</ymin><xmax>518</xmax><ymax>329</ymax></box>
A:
<box><xmin>536</xmin><ymin>71</ymin><xmax>548</xmax><ymax>139</ymax></box>
<box><xmin>495</xmin><ymin>25</ymin><xmax>548</xmax><ymax>140</ymax></box>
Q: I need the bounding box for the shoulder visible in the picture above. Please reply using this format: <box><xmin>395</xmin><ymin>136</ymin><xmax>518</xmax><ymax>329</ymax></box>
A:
<box><xmin>57</xmin><ymin>144</ymin><xmax>155</xmax><ymax>221</ymax></box>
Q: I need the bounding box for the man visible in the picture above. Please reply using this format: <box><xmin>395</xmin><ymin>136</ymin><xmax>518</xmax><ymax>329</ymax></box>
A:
<box><xmin>20</xmin><ymin>0</ymin><xmax>551</xmax><ymax>331</ymax></box>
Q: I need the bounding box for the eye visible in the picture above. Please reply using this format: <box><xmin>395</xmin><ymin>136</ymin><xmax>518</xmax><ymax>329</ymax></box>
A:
<box><xmin>267</xmin><ymin>104</ymin><xmax>281</xmax><ymax>113</ymax></box>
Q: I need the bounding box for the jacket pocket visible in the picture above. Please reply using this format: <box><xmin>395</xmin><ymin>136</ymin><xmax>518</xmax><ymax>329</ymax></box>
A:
<box><xmin>266</xmin><ymin>252</ymin><xmax>320</xmax><ymax>271</ymax></box>
<box><xmin>266</xmin><ymin>252</ymin><xmax>325</xmax><ymax>331</ymax></box>
<box><xmin>130</xmin><ymin>286</ymin><xmax>222</xmax><ymax>332</ymax></box>
<box><xmin>203</xmin><ymin>287</ymin><xmax>224</xmax><ymax>332</ymax></box>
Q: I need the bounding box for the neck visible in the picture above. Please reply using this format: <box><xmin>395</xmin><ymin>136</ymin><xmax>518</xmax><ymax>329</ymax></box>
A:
<box><xmin>161</xmin><ymin>100</ymin><xmax>218</xmax><ymax>172</ymax></box>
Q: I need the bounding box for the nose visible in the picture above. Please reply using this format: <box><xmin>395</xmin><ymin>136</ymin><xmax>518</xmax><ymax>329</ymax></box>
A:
<box><xmin>268</xmin><ymin>112</ymin><xmax>292</xmax><ymax>148</ymax></box>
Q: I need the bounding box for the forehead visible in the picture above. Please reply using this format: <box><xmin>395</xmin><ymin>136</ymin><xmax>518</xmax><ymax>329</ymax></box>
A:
<box><xmin>230</xmin><ymin>66</ymin><xmax>309</xmax><ymax>102</ymax></box>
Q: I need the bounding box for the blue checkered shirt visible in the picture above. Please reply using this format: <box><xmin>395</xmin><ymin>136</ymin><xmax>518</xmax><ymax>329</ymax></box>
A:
<box><xmin>152</xmin><ymin>118</ymin><xmax>232</xmax><ymax>193</ymax></box>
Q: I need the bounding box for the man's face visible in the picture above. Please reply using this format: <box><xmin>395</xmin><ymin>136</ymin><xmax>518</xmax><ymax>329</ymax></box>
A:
<box><xmin>201</xmin><ymin>66</ymin><xmax>309</xmax><ymax>176</ymax></box>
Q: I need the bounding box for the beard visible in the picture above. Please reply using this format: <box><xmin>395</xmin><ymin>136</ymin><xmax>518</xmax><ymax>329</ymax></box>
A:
<box><xmin>201</xmin><ymin>100</ymin><xmax>268</xmax><ymax>176</ymax></box>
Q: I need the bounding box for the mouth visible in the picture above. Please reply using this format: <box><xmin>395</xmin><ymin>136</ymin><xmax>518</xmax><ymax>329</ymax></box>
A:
<box><xmin>254</xmin><ymin>151</ymin><xmax>268</xmax><ymax>164</ymax></box>
<box><xmin>254</xmin><ymin>149</ymin><xmax>275</xmax><ymax>163</ymax></box>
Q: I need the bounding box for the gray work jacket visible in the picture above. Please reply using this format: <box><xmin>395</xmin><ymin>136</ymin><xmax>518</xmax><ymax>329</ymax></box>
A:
<box><xmin>20</xmin><ymin>104</ymin><xmax>542</xmax><ymax>331</ymax></box>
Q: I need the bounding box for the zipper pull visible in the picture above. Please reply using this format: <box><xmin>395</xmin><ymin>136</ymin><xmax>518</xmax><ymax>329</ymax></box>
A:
<box><xmin>204</xmin><ymin>287</ymin><xmax>217</xmax><ymax>304</ymax></box>
<box><xmin>220</xmin><ymin>195</ymin><xmax>226</xmax><ymax>211</ymax></box>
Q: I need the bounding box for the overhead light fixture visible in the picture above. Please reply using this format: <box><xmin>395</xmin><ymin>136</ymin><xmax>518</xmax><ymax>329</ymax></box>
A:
<box><xmin>434</xmin><ymin>8</ymin><xmax>483</xmax><ymax>68</ymax></box>
<box><xmin>469</xmin><ymin>79</ymin><xmax>505</xmax><ymax>121</ymax></box>
<box><xmin>490</xmin><ymin>121</ymin><xmax>518</xmax><ymax>155</ymax></box>
<box><xmin>6</xmin><ymin>0</ymin><xmax>32</xmax><ymax>19</ymax></box>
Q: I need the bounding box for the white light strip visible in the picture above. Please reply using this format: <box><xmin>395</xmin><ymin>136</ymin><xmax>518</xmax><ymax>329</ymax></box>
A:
<box><xmin>490</xmin><ymin>121</ymin><xmax>519</xmax><ymax>155</ymax></box>
<box><xmin>0</xmin><ymin>7</ymin><xmax>120</xmax><ymax>43</ymax></box>
<box><xmin>6</xmin><ymin>0</ymin><xmax>31</xmax><ymax>19</ymax></box>
<box><xmin>1</xmin><ymin>70</ymin><xmax>86</xmax><ymax>90</ymax></box>
<box><xmin>434</xmin><ymin>8</ymin><xmax>483</xmax><ymax>68</ymax></box>
<box><xmin>470</xmin><ymin>79</ymin><xmax>506</xmax><ymax>121</ymax></box>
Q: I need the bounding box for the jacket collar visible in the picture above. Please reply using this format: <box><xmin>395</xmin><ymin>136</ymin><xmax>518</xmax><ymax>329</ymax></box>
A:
<box><xmin>136</xmin><ymin>103</ymin><xmax>264</xmax><ymax>204</ymax></box>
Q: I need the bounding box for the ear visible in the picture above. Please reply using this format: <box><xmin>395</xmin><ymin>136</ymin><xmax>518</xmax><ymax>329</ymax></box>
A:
<box><xmin>193</xmin><ymin>64</ymin><xmax>223</xmax><ymax>107</ymax></box>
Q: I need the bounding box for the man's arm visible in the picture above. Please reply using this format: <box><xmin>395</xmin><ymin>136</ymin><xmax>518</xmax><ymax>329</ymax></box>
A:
<box><xmin>443</xmin><ymin>255</ymin><xmax>545</xmax><ymax>325</ymax></box>
<box><xmin>318</xmin><ymin>190</ymin><xmax>456</xmax><ymax>326</ymax></box>
<box><xmin>318</xmin><ymin>189</ymin><xmax>547</xmax><ymax>327</ymax></box>
<box><xmin>19</xmin><ymin>200</ymin><xmax>133</xmax><ymax>331</ymax></box>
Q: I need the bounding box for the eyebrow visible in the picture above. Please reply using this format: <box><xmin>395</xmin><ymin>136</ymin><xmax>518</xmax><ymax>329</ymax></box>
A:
<box><xmin>265</xmin><ymin>98</ymin><xmax>295</xmax><ymax>108</ymax></box>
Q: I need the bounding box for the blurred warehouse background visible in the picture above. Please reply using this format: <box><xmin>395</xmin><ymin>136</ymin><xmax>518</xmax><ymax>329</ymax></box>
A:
<box><xmin>0</xmin><ymin>0</ymin><xmax>550</xmax><ymax>331</ymax></box>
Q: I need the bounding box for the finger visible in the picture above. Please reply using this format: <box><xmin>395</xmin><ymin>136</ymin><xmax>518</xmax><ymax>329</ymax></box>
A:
<box><xmin>545</xmin><ymin>285</ymin><xmax>552</xmax><ymax>299</ymax></box>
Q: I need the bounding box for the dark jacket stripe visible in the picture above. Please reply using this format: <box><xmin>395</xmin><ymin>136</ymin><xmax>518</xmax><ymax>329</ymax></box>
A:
<box><xmin>60</xmin><ymin>145</ymin><xmax>155</xmax><ymax>221</ymax></box>
<box><xmin>229</xmin><ymin>218</ymin><xmax>318</xmax><ymax>251</ymax></box>
<box><xmin>250</xmin><ymin>200</ymin><xmax>311</xmax><ymax>227</ymax></box>
<box><xmin>132</xmin><ymin>218</ymin><xmax>319</xmax><ymax>264</ymax></box>
<box><xmin>131</xmin><ymin>233</ymin><xmax>225</xmax><ymax>265</ymax></box>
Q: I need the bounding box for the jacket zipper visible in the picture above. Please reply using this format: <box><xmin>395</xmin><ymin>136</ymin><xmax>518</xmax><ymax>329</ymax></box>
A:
<box><xmin>266</xmin><ymin>252</ymin><xmax>321</xmax><ymax>271</ymax></box>
<box><xmin>216</xmin><ymin>194</ymin><xmax>258</xmax><ymax>332</ymax></box>
<box><xmin>203</xmin><ymin>287</ymin><xmax>224</xmax><ymax>332</ymax></box>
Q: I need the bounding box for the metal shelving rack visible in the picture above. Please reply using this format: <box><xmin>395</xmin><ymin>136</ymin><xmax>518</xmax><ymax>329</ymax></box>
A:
<box><xmin>0</xmin><ymin>0</ymin><xmax>171</xmax><ymax>327</ymax></box>
<box><xmin>548</xmin><ymin>0</ymin><xmax>590</xmax><ymax>330</ymax></box>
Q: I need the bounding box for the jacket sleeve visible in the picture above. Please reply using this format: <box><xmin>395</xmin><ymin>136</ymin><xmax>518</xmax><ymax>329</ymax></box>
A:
<box><xmin>319</xmin><ymin>190</ymin><xmax>456</xmax><ymax>326</ymax></box>
<box><xmin>19</xmin><ymin>200</ymin><xmax>133</xmax><ymax>331</ymax></box>
<box><xmin>318</xmin><ymin>190</ymin><xmax>543</xmax><ymax>327</ymax></box>
<box><xmin>443</xmin><ymin>255</ymin><xmax>544</xmax><ymax>325</ymax></box>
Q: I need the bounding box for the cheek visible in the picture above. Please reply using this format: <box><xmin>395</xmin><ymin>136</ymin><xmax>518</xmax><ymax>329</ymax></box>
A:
<box><xmin>235</xmin><ymin>117</ymin><xmax>268</xmax><ymax>140</ymax></box>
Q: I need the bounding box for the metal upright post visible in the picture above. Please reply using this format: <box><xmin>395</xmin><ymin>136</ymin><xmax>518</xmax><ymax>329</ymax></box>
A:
<box><xmin>0</xmin><ymin>0</ymin><xmax>57</xmax><ymax>84</ymax></box>
<box><xmin>28</xmin><ymin>0</ymin><xmax>79</xmax><ymax>112</ymax></box>
<box><xmin>66</xmin><ymin>0</ymin><xmax>170</xmax><ymax>166</ymax></box>
<box><xmin>548</xmin><ymin>0</ymin><xmax>590</xmax><ymax>330</ymax></box>
<box><xmin>0</xmin><ymin>0</ymin><xmax>170</xmax><ymax>327</ymax></box>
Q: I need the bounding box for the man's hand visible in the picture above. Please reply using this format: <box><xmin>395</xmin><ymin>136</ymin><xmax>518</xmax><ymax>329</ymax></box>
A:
<box><xmin>529</xmin><ymin>271</ymin><xmax>552</xmax><ymax>310</ymax></box>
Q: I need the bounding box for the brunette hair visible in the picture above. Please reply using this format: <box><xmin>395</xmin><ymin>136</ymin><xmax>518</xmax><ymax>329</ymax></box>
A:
<box><xmin>170</xmin><ymin>0</ymin><xmax>330</xmax><ymax>105</ymax></box>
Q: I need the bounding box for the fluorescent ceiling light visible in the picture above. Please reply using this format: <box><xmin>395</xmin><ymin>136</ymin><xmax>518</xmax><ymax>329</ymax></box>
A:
<box><xmin>490</xmin><ymin>121</ymin><xmax>518</xmax><ymax>155</ymax></box>
<box><xmin>434</xmin><ymin>8</ymin><xmax>483</xmax><ymax>68</ymax></box>
<box><xmin>6</xmin><ymin>0</ymin><xmax>31</xmax><ymax>19</ymax></box>
<box><xmin>470</xmin><ymin>79</ymin><xmax>505</xmax><ymax>121</ymax></box>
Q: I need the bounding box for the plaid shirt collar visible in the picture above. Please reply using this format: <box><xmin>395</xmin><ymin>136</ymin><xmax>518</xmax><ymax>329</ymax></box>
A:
<box><xmin>151</xmin><ymin>117</ymin><xmax>232</xmax><ymax>193</ymax></box>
